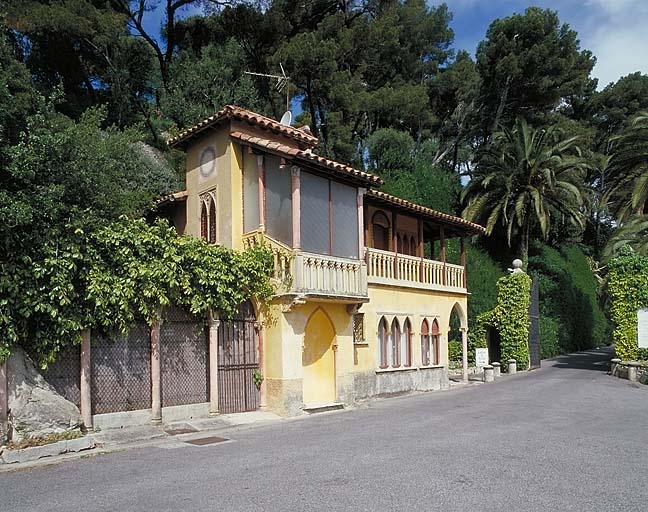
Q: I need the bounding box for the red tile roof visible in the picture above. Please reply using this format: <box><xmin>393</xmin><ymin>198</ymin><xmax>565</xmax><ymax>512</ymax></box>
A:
<box><xmin>167</xmin><ymin>105</ymin><xmax>319</xmax><ymax>148</ymax></box>
<box><xmin>230</xmin><ymin>131</ymin><xmax>384</xmax><ymax>187</ymax></box>
<box><xmin>152</xmin><ymin>190</ymin><xmax>188</xmax><ymax>208</ymax></box>
<box><xmin>366</xmin><ymin>190</ymin><xmax>485</xmax><ymax>235</ymax></box>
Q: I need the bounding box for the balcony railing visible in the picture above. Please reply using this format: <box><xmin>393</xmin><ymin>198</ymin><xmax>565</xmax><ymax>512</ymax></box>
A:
<box><xmin>242</xmin><ymin>231</ymin><xmax>368</xmax><ymax>298</ymax></box>
<box><xmin>366</xmin><ymin>247</ymin><xmax>466</xmax><ymax>292</ymax></box>
<box><xmin>294</xmin><ymin>252</ymin><xmax>367</xmax><ymax>297</ymax></box>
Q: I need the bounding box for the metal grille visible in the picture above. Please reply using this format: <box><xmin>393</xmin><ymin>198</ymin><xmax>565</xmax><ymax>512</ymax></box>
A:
<box><xmin>529</xmin><ymin>273</ymin><xmax>541</xmax><ymax>369</ymax></box>
<box><xmin>353</xmin><ymin>313</ymin><xmax>365</xmax><ymax>344</ymax></box>
<box><xmin>41</xmin><ymin>347</ymin><xmax>81</xmax><ymax>407</ymax></box>
<box><xmin>91</xmin><ymin>325</ymin><xmax>151</xmax><ymax>414</ymax></box>
<box><xmin>218</xmin><ymin>301</ymin><xmax>260</xmax><ymax>413</ymax></box>
<box><xmin>161</xmin><ymin>306</ymin><xmax>209</xmax><ymax>407</ymax></box>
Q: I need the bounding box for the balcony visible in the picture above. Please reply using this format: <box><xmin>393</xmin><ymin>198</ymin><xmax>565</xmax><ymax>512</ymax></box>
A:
<box><xmin>242</xmin><ymin>231</ymin><xmax>368</xmax><ymax>300</ymax></box>
<box><xmin>366</xmin><ymin>248</ymin><xmax>466</xmax><ymax>293</ymax></box>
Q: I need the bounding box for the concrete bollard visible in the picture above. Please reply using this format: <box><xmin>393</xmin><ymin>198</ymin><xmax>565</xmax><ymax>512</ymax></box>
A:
<box><xmin>628</xmin><ymin>362</ymin><xmax>640</xmax><ymax>383</ymax></box>
<box><xmin>507</xmin><ymin>359</ymin><xmax>517</xmax><ymax>374</ymax></box>
<box><xmin>492</xmin><ymin>362</ymin><xmax>501</xmax><ymax>378</ymax></box>
<box><xmin>610</xmin><ymin>358</ymin><xmax>621</xmax><ymax>377</ymax></box>
<box><xmin>483</xmin><ymin>365</ymin><xmax>495</xmax><ymax>383</ymax></box>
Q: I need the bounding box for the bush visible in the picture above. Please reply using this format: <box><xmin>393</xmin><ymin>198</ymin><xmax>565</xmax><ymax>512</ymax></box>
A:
<box><xmin>529</xmin><ymin>242</ymin><xmax>611</xmax><ymax>354</ymax></box>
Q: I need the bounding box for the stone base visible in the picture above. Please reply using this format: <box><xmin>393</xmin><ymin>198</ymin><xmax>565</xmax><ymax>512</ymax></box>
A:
<box><xmin>354</xmin><ymin>366</ymin><xmax>448</xmax><ymax>400</ymax></box>
<box><xmin>1</xmin><ymin>436</ymin><xmax>95</xmax><ymax>464</ymax></box>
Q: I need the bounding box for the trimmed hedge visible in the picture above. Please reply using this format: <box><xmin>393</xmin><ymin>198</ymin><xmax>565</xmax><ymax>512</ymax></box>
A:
<box><xmin>607</xmin><ymin>248</ymin><xmax>648</xmax><ymax>361</ymax></box>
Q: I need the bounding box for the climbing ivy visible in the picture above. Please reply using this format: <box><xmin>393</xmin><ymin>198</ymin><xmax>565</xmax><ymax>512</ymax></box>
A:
<box><xmin>0</xmin><ymin>217</ymin><xmax>275</xmax><ymax>365</ymax></box>
<box><xmin>471</xmin><ymin>272</ymin><xmax>532</xmax><ymax>370</ymax></box>
<box><xmin>607</xmin><ymin>247</ymin><xmax>648</xmax><ymax>361</ymax></box>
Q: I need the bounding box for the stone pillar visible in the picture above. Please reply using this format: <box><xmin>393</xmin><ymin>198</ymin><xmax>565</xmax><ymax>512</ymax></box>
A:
<box><xmin>0</xmin><ymin>359</ymin><xmax>7</xmax><ymax>443</ymax></box>
<box><xmin>257</xmin><ymin>154</ymin><xmax>266</xmax><ymax>231</ymax></box>
<box><xmin>209</xmin><ymin>312</ymin><xmax>220</xmax><ymax>416</ymax></box>
<box><xmin>291</xmin><ymin>166</ymin><xmax>301</xmax><ymax>250</ymax></box>
<box><xmin>256</xmin><ymin>321</ymin><xmax>267</xmax><ymax>410</ymax></box>
<box><xmin>150</xmin><ymin>319</ymin><xmax>162</xmax><ymax>425</ymax></box>
<box><xmin>460</xmin><ymin>237</ymin><xmax>467</xmax><ymax>288</ymax></box>
<box><xmin>628</xmin><ymin>362</ymin><xmax>640</xmax><ymax>383</ymax></box>
<box><xmin>357</xmin><ymin>188</ymin><xmax>366</xmax><ymax>259</ymax></box>
<box><xmin>440</xmin><ymin>226</ymin><xmax>447</xmax><ymax>286</ymax></box>
<box><xmin>392</xmin><ymin>210</ymin><xmax>398</xmax><ymax>279</ymax></box>
<box><xmin>461</xmin><ymin>327</ymin><xmax>468</xmax><ymax>383</ymax></box>
<box><xmin>492</xmin><ymin>361</ymin><xmax>501</xmax><ymax>378</ymax></box>
<box><xmin>507</xmin><ymin>359</ymin><xmax>517</xmax><ymax>374</ymax></box>
<box><xmin>80</xmin><ymin>329</ymin><xmax>93</xmax><ymax>431</ymax></box>
<box><xmin>483</xmin><ymin>365</ymin><xmax>494</xmax><ymax>383</ymax></box>
<box><xmin>610</xmin><ymin>358</ymin><xmax>621</xmax><ymax>377</ymax></box>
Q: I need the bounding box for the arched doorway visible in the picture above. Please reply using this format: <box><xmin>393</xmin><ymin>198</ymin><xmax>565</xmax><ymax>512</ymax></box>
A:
<box><xmin>302</xmin><ymin>309</ymin><xmax>337</xmax><ymax>406</ymax></box>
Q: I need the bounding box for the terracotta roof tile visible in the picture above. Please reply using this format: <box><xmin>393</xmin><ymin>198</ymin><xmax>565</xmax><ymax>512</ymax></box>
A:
<box><xmin>167</xmin><ymin>105</ymin><xmax>319</xmax><ymax>148</ymax></box>
<box><xmin>152</xmin><ymin>190</ymin><xmax>188</xmax><ymax>208</ymax></box>
<box><xmin>366</xmin><ymin>190</ymin><xmax>485</xmax><ymax>235</ymax></box>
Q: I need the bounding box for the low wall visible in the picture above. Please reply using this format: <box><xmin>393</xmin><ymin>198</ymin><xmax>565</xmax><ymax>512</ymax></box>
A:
<box><xmin>353</xmin><ymin>366</ymin><xmax>448</xmax><ymax>400</ymax></box>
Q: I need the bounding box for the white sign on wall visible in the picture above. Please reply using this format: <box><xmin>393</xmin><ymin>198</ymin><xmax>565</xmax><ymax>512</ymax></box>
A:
<box><xmin>475</xmin><ymin>348</ymin><xmax>489</xmax><ymax>368</ymax></box>
<box><xmin>638</xmin><ymin>308</ymin><xmax>648</xmax><ymax>349</ymax></box>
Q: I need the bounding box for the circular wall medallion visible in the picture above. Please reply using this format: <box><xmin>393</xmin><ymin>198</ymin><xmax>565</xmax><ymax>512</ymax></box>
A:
<box><xmin>199</xmin><ymin>146</ymin><xmax>217</xmax><ymax>178</ymax></box>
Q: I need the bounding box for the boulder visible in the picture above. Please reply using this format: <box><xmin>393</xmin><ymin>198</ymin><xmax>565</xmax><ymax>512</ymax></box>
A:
<box><xmin>7</xmin><ymin>347</ymin><xmax>81</xmax><ymax>443</ymax></box>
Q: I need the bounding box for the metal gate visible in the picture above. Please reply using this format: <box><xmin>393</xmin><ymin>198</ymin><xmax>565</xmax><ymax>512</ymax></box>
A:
<box><xmin>161</xmin><ymin>306</ymin><xmax>209</xmax><ymax>407</ymax></box>
<box><xmin>529</xmin><ymin>274</ymin><xmax>541</xmax><ymax>369</ymax></box>
<box><xmin>218</xmin><ymin>301</ymin><xmax>260</xmax><ymax>413</ymax></box>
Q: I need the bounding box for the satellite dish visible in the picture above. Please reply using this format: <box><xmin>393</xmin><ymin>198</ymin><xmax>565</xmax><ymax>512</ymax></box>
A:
<box><xmin>279</xmin><ymin>110</ymin><xmax>292</xmax><ymax>126</ymax></box>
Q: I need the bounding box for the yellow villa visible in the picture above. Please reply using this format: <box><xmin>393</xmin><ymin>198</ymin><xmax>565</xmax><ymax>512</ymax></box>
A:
<box><xmin>158</xmin><ymin>105</ymin><xmax>485</xmax><ymax>416</ymax></box>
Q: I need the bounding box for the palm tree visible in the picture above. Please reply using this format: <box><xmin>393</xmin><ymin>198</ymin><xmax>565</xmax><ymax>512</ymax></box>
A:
<box><xmin>462</xmin><ymin>117</ymin><xmax>589</xmax><ymax>264</ymax></box>
<box><xmin>605</xmin><ymin>112</ymin><xmax>648</xmax><ymax>222</ymax></box>
<box><xmin>603</xmin><ymin>215</ymin><xmax>648</xmax><ymax>260</ymax></box>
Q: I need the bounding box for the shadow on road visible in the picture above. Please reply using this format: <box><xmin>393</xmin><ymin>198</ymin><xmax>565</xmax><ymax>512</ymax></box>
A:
<box><xmin>548</xmin><ymin>347</ymin><xmax>614</xmax><ymax>371</ymax></box>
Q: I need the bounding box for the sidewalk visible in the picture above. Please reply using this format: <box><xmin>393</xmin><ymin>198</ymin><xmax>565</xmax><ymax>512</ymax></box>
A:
<box><xmin>0</xmin><ymin>410</ymin><xmax>283</xmax><ymax>473</ymax></box>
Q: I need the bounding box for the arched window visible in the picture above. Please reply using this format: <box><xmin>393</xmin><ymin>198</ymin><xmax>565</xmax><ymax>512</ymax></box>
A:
<box><xmin>372</xmin><ymin>211</ymin><xmax>390</xmax><ymax>251</ymax></box>
<box><xmin>378</xmin><ymin>317</ymin><xmax>389</xmax><ymax>369</ymax></box>
<box><xmin>208</xmin><ymin>194</ymin><xmax>217</xmax><ymax>244</ymax></box>
<box><xmin>403</xmin><ymin>319</ymin><xmax>412</xmax><ymax>367</ymax></box>
<box><xmin>391</xmin><ymin>319</ymin><xmax>401</xmax><ymax>368</ymax></box>
<box><xmin>421</xmin><ymin>319</ymin><xmax>430</xmax><ymax>366</ymax></box>
<box><xmin>200</xmin><ymin>201</ymin><xmax>209</xmax><ymax>240</ymax></box>
<box><xmin>431</xmin><ymin>319</ymin><xmax>440</xmax><ymax>365</ymax></box>
<box><xmin>402</xmin><ymin>236</ymin><xmax>409</xmax><ymax>256</ymax></box>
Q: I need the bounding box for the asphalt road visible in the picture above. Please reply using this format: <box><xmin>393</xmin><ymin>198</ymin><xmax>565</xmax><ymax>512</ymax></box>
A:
<box><xmin>2</xmin><ymin>349</ymin><xmax>648</xmax><ymax>512</ymax></box>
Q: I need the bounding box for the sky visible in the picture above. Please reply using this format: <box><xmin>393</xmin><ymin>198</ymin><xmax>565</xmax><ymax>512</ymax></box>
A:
<box><xmin>141</xmin><ymin>0</ymin><xmax>648</xmax><ymax>90</ymax></box>
<box><xmin>443</xmin><ymin>0</ymin><xmax>648</xmax><ymax>89</ymax></box>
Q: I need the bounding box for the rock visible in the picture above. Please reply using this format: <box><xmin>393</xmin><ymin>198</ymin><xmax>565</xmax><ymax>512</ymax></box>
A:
<box><xmin>7</xmin><ymin>347</ymin><xmax>81</xmax><ymax>443</ymax></box>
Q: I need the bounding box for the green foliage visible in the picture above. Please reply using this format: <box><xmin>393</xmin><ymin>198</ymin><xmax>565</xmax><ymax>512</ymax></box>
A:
<box><xmin>0</xmin><ymin>218</ymin><xmax>275</xmax><ymax>364</ymax></box>
<box><xmin>529</xmin><ymin>243</ymin><xmax>610</xmax><ymax>353</ymax></box>
<box><xmin>472</xmin><ymin>272</ymin><xmax>532</xmax><ymax>370</ymax></box>
<box><xmin>462</xmin><ymin>117</ymin><xmax>589</xmax><ymax>264</ymax></box>
<box><xmin>475</xmin><ymin>6</ymin><xmax>595</xmax><ymax>134</ymax></box>
<box><xmin>607</xmin><ymin>248</ymin><xmax>648</xmax><ymax>361</ymax></box>
<box><xmin>163</xmin><ymin>41</ymin><xmax>261</xmax><ymax>129</ymax></box>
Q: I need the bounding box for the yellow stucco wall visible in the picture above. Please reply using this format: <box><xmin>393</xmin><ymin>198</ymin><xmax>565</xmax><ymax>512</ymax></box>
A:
<box><xmin>185</xmin><ymin>127</ymin><xmax>244</xmax><ymax>249</ymax></box>
<box><xmin>357</xmin><ymin>284</ymin><xmax>468</xmax><ymax>372</ymax></box>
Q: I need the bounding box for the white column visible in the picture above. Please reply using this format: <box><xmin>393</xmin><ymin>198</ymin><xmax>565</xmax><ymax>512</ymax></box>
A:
<box><xmin>150</xmin><ymin>318</ymin><xmax>162</xmax><ymax>425</ymax></box>
<box><xmin>357</xmin><ymin>187</ymin><xmax>366</xmax><ymax>259</ymax></box>
<box><xmin>291</xmin><ymin>166</ymin><xmax>301</xmax><ymax>250</ymax></box>
<box><xmin>461</xmin><ymin>327</ymin><xmax>469</xmax><ymax>383</ymax></box>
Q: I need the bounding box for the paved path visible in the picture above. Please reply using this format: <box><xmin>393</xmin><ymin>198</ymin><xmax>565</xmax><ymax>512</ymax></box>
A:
<box><xmin>2</xmin><ymin>349</ymin><xmax>648</xmax><ymax>511</ymax></box>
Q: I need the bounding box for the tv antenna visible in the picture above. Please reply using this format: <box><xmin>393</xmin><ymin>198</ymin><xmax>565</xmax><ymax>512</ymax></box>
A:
<box><xmin>245</xmin><ymin>63</ymin><xmax>292</xmax><ymax>121</ymax></box>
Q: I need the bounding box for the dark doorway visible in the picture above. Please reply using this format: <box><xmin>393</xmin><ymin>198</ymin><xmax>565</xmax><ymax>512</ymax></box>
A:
<box><xmin>487</xmin><ymin>326</ymin><xmax>502</xmax><ymax>365</ymax></box>
<box><xmin>218</xmin><ymin>301</ymin><xmax>260</xmax><ymax>413</ymax></box>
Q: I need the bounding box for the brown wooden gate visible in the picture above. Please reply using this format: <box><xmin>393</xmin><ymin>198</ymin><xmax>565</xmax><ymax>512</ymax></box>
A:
<box><xmin>218</xmin><ymin>301</ymin><xmax>260</xmax><ymax>413</ymax></box>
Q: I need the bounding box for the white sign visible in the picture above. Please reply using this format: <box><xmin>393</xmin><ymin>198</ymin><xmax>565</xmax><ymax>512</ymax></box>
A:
<box><xmin>638</xmin><ymin>308</ymin><xmax>648</xmax><ymax>349</ymax></box>
<box><xmin>475</xmin><ymin>348</ymin><xmax>489</xmax><ymax>368</ymax></box>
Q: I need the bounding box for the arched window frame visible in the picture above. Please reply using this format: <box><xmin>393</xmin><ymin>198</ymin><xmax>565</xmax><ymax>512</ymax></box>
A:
<box><xmin>199</xmin><ymin>189</ymin><xmax>218</xmax><ymax>244</ymax></box>
<box><xmin>208</xmin><ymin>192</ymin><xmax>217</xmax><ymax>244</ymax></box>
<box><xmin>391</xmin><ymin>318</ymin><xmax>401</xmax><ymax>368</ymax></box>
<box><xmin>421</xmin><ymin>319</ymin><xmax>430</xmax><ymax>367</ymax></box>
<box><xmin>372</xmin><ymin>211</ymin><xmax>391</xmax><ymax>251</ymax></box>
<box><xmin>403</xmin><ymin>319</ymin><xmax>412</xmax><ymax>367</ymax></box>
<box><xmin>378</xmin><ymin>317</ymin><xmax>389</xmax><ymax>369</ymax></box>
<box><xmin>431</xmin><ymin>319</ymin><xmax>440</xmax><ymax>366</ymax></box>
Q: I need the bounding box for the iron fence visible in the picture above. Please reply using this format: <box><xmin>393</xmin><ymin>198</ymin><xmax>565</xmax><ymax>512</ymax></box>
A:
<box><xmin>40</xmin><ymin>347</ymin><xmax>81</xmax><ymax>407</ymax></box>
